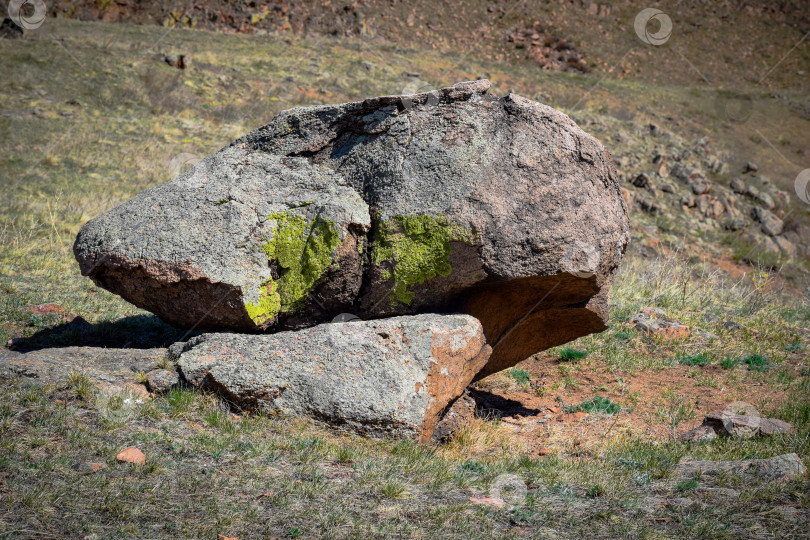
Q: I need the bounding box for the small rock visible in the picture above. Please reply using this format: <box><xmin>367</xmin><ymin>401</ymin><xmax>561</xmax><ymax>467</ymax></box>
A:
<box><xmin>163</xmin><ymin>54</ymin><xmax>188</xmax><ymax>69</ymax></box>
<box><xmin>469</xmin><ymin>496</ymin><xmax>505</xmax><ymax>509</ymax></box>
<box><xmin>632</xmin><ymin>173</ymin><xmax>650</xmax><ymax>188</ymax></box>
<box><xmin>755</xmin><ymin>191</ymin><xmax>775</xmax><ymax>210</ymax></box>
<box><xmin>773</xmin><ymin>236</ymin><xmax>796</xmax><ymax>257</ymax></box>
<box><xmin>116</xmin><ymin>447</ymin><xmax>145</xmax><ymax>465</ymax></box>
<box><xmin>145</xmin><ymin>369</ymin><xmax>179</xmax><ymax>393</ymax></box>
<box><xmin>75</xmin><ymin>462</ymin><xmax>107</xmax><ymax>475</ymax></box>
<box><xmin>722</xmin><ymin>320</ymin><xmax>742</xmax><ymax>332</ymax></box>
<box><xmin>701</xmin><ymin>313</ymin><xmax>720</xmax><ymax>324</ymax></box>
<box><xmin>693</xmin><ymin>328</ymin><xmax>719</xmax><ymax>342</ymax></box>
<box><xmin>679</xmin><ymin>425</ymin><xmax>717</xmax><ymax>442</ymax></box>
<box><xmin>758</xmin><ymin>418</ymin><xmax>794</xmax><ymax>436</ymax></box>
<box><xmin>729</xmin><ymin>178</ymin><xmax>746</xmax><ymax>194</ymax></box>
<box><xmin>723</xmin><ymin>218</ymin><xmax>746</xmax><ymax>231</ymax></box>
<box><xmin>661</xmin><ymin>183</ymin><xmax>675</xmax><ymax>193</ymax></box>
<box><xmin>743</xmin><ymin>162</ymin><xmax>759</xmax><ymax>173</ymax></box>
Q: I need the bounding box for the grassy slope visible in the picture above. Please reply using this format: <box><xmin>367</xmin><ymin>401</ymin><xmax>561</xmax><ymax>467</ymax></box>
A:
<box><xmin>0</xmin><ymin>18</ymin><xmax>809</xmax><ymax>539</ymax></box>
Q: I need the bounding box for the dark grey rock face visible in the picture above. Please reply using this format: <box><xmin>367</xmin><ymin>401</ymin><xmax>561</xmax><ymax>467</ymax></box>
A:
<box><xmin>175</xmin><ymin>314</ymin><xmax>491</xmax><ymax>441</ymax></box>
<box><xmin>74</xmin><ymin>80</ymin><xmax>629</xmax><ymax>377</ymax></box>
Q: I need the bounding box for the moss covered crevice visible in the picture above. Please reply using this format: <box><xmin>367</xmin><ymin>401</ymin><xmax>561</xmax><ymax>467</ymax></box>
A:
<box><xmin>253</xmin><ymin>210</ymin><xmax>341</xmax><ymax>315</ymax></box>
<box><xmin>245</xmin><ymin>279</ymin><xmax>282</xmax><ymax>325</ymax></box>
<box><xmin>372</xmin><ymin>214</ymin><xmax>475</xmax><ymax>305</ymax></box>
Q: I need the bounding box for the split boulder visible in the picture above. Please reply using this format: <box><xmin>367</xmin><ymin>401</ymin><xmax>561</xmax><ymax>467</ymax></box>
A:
<box><xmin>175</xmin><ymin>314</ymin><xmax>491</xmax><ymax>441</ymax></box>
<box><xmin>74</xmin><ymin>80</ymin><xmax>629</xmax><ymax>378</ymax></box>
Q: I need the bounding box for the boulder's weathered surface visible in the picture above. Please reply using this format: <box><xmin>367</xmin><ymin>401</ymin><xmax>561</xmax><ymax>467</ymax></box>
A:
<box><xmin>175</xmin><ymin>314</ymin><xmax>491</xmax><ymax>441</ymax></box>
<box><xmin>75</xmin><ymin>80</ymin><xmax>628</xmax><ymax>377</ymax></box>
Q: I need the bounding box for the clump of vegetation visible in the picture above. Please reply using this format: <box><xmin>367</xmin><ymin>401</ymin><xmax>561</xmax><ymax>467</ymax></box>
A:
<box><xmin>742</xmin><ymin>354</ymin><xmax>772</xmax><ymax>372</ymax></box>
<box><xmin>654</xmin><ymin>389</ymin><xmax>696</xmax><ymax>440</ymax></box>
<box><xmin>718</xmin><ymin>357</ymin><xmax>741</xmax><ymax>369</ymax></box>
<box><xmin>506</xmin><ymin>367</ymin><xmax>531</xmax><ymax>386</ymax></box>
<box><xmin>559</xmin><ymin>348</ymin><xmax>588</xmax><ymax>362</ymax></box>
<box><xmin>678</xmin><ymin>352</ymin><xmax>711</xmax><ymax>367</ymax></box>
<box><xmin>565</xmin><ymin>396</ymin><xmax>621</xmax><ymax>415</ymax></box>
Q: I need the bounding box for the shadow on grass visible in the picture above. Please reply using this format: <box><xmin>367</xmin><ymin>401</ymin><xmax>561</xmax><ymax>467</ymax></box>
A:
<box><xmin>468</xmin><ymin>388</ymin><xmax>541</xmax><ymax>419</ymax></box>
<box><xmin>9</xmin><ymin>315</ymin><xmax>199</xmax><ymax>351</ymax></box>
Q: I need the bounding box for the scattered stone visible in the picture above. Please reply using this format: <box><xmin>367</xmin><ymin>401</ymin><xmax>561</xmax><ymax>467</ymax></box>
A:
<box><xmin>469</xmin><ymin>495</ymin><xmax>505</xmax><ymax>509</ymax></box>
<box><xmin>73</xmin><ymin>81</ymin><xmax>629</xmax><ymax>380</ymax></box>
<box><xmin>632</xmin><ymin>173</ymin><xmax>650</xmax><ymax>188</ymax></box>
<box><xmin>177</xmin><ymin>314</ymin><xmax>491</xmax><ymax>441</ymax></box>
<box><xmin>693</xmin><ymin>328</ymin><xmax>719</xmax><ymax>342</ymax></box>
<box><xmin>699</xmin><ymin>406</ymin><xmax>793</xmax><ymax>438</ymax></box>
<box><xmin>116</xmin><ymin>447</ymin><xmax>145</xmax><ymax>465</ymax></box>
<box><xmin>743</xmin><ymin>162</ymin><xmax>759</xmax><ymax>173</ymax></box>
<box><xmin>722</xmin><ymin>320</ymin><xmax>742</xmax><ymax>332</ymax></box>
<box><xmin>773</xmin><ymin>236</ymin><xmax>796</xmax><ymax>257</ymax></box>
<box><xmin>723</xmin><ymin>218</ymin><xmax>746</xmax><ymax>231</ymax></box>
<box><xmin>630</xmin><ymin>309</ymin><xmax>690</xmax><ymax>340</ymax></box>
<box><xmin>729</xmin><ymin>177</ymin><xmax>746</xmax><ymax>194</ymax></box>
<box><xmin>751</xmin><ymin>206</ymin><xmax>785</xmax><ymax>236</ymax></box>
<box><xmin>163</xmin><ymin>54</ymin><xmax>187</xmax><ymax>69</ymax></box>
<box><xmin>701</xmin><ymin>313</ymin><xmax>720</xmax><ymax>324</ymax></box>
<box><xmin>75</xmin><ymin>462</ymin><xmax>107</xmax><ymax>475</ymax></box>
<box><xmin>679</xmin><ymin>425</ymin><xmax>717</xmax><ymax>442</ymax></box>
<box><xmin>755</xmin><ymin>191</ymin><xmax>775</xmax><ymax>210</ymax></box>
<box><xmin>675</xmin><ymin>453</ymin><xmax>805</xmax><ymax>483</ymax></box>
<box><xmin>145</xmin><ymin>369</ymin><xmax>179</xmax><ymax>393</ymax></box>
<box><xmin>661</xmin><ymin>183</ymin><xmax>675</xmax><ymax>193</ymax></box>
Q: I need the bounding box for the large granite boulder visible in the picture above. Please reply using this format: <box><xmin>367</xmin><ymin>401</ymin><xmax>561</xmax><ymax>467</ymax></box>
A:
<box><xmin>175</xmin><ymin>314</ymin><xmax>491</xmax><ymax>441</ymax></box>
<box><xmin>75</xmin><ymin>80</ymin><xmax>629</xmax><ymax>378</ymax></box>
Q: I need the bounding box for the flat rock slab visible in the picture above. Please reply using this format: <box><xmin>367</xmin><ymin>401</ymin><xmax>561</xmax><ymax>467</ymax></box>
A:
<box><xmin>75</xmin><ymin>80</ymin><xmax>629</xmax><ymax>378</ymax></box>
<box><xmin>176</xmin><ymin>314</ymin><xmax>491</xmax><ymax>441</ymax></box>
<box><xmin>702</xmin><ymin>412</ymin><xmax>793</xmax><ymax>438</ymax></box>
<box><xmin>0</xmin><ymin>347</ymin><xmax>166</xmax><ymax>396</ymax></box>
<box><xmin>675</xmin><ymin>453</ymin><xmax>806</xmax><ymax>483</ymax></box>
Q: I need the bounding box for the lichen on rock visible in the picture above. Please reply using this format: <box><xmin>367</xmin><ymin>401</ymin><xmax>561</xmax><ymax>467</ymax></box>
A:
<box><xmin>259</xmin><ymin>210</ymin><xmax>341</xmax><ymax>312</ymax></box>
<box><xmin>244</xmin><ymin>279</ymin><xmax>281</xmax><ymax>324</ymax></box>
<box><xmin>373</xmin><ymin>214</ymin><xmax>475</xmax><ymax>305</ymax></box>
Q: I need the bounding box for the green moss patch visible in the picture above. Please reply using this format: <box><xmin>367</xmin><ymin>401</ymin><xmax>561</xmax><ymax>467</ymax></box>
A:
<box><xmin>244</xmin><ymin>279</ymin><xmax>281</xmax><ymax>324</ymax></box>
<box><xmin>372</xmin><ymin>214</ymin><xmax>474</xmax><ymax>306</ymax></box>
<box><xmin>258</xmin><ymin>210</ymin><xmax>340</xmax><ymax>313</ymax></box>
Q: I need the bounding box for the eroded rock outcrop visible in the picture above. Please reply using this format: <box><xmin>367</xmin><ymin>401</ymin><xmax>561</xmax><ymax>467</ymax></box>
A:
<box><xmin>174</xmin><ymin>314</ymin><xmax>491</xmax><ymax>441</ymax></box>
<box><xmin>75</xmin><ymin>80</ymin><xmax>629</xmax><ymax>377</ymax></box>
